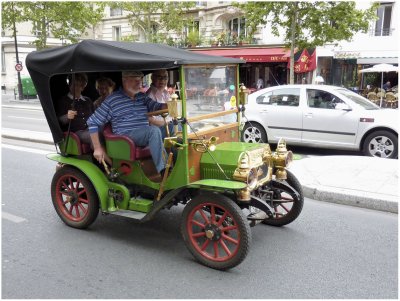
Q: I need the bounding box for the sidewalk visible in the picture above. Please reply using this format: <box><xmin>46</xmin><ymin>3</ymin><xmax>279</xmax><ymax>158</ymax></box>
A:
<box><xmin>2</xmin><ymin>95</ymin><xmax>398</xmax><ymax>213</ymax></box>
<box><xmin>289</xmin><ymin>156</ymin><xmax>398</xmax><ymax>213</ymax></box>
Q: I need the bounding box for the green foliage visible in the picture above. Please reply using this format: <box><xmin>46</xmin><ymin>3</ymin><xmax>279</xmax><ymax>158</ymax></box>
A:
<box><xmin>1</xmin><ymin>2</ymin><xmax>25</xmax><ymax>31</ymax></box>
<box><xmin>234</xmin><ymin>1</ymin><xmax>379</xmax><ymax>83</ymax></box>
<box><xmin>2</xmin><ymin>2</ymin><xmax>106</xmax><ymax>50</ymax></box>
<box><xmin>110</xmin><ymin>2</ymin><xmax>196</xmax><ymax>43</ymax></box>
<box><xmin>186</xmin><ymin>30</ymin><xmax>202</xmax><ymax>47</ymax></box>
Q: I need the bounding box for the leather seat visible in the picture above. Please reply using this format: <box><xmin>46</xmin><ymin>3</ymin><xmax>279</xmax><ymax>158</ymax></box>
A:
<box><xmin>62</xmin><ymin>132</ymin><xmax>91</xmax><ymax>155</ymax></box>
<box><xmin>103</xmin><ymin>124</ymin><xmax>151</xmax><ymax>161</ymax></box>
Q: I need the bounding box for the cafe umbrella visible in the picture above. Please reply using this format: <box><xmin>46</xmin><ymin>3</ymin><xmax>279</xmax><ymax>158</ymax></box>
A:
<box><xmin>359</xmin><ymin>63</ymin><xmax>399</xmax><ymax>107</ymax></box>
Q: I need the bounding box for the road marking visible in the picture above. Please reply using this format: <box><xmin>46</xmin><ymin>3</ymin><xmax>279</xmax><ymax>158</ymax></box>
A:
<box><xmin>7</xmin><ymin>115</ymin><xmax>44</xmax><ymax>121</ymax></box>
<box><xmin>1</xmin><ymin>143</ymin><xmax>51</xmax><ymax>155</ymax></box>
<box><xmin>2</xmin><ymin>211</ymin><xmax>27</xmax><ymax>223</ymax></box>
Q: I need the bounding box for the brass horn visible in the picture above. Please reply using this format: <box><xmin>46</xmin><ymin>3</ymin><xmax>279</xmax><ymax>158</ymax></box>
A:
<box><xmin>191</xmin><ymin>136</ymin><xmax>219</xmax><ymax>153</ymax></box>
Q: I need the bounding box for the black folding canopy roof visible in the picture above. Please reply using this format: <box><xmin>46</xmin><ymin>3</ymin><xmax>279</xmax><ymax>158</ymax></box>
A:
<box><xmin>26</xmin><ymin>39</ymin><xmax>244</xmax><ymax>144</ymax></box>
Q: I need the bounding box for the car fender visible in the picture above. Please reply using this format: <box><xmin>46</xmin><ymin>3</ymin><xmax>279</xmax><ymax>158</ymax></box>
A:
<box><xmin>188</xmin><ymin>179</ymin><xmax>247</xmax><ymax>190</ymax></box>
<box><xmin>47</xmin><ymin>153</ymin><xmax>130</xmax><ymax>211</ymax></box>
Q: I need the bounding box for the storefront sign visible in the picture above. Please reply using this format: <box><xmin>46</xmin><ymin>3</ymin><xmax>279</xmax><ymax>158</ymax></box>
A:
<box><xmin>334</xmin><ymin>51</ymin><xmax>361</xmax><ymax>59</ymax></box>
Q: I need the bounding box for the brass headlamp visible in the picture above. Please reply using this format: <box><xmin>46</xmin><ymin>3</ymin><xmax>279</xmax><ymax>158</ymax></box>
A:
<box><xmin>271</xmin><ymin>138</ymin><xmax>293</xmax><ymax>180</ymax></box>
<box><xmin>238</xmin><ymin>83</ymin><xmax>249</xmax><ymax>105</ymax></box>
<box><xmin>167</xmin><ymin>93</ymin><xmax>181</xmax><ymax>119</ymax></box>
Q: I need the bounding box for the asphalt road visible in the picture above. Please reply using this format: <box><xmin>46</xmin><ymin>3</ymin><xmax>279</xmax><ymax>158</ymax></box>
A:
<box><xmin>2</xmin><ymin>144</ymin><xmax>398</xmax><ymax>299</ymax></box>
<box><xmin>2</xmin><ymin>106</ymin><xmax>51</xmax><ymax>133</ymax></box>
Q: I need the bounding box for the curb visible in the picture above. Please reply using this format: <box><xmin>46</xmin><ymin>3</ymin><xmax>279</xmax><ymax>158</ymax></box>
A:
<box><xmin>301</xmin><ymin>185</ymin><xmax>398</xmax><ymax>214</ymax></box>
<box><xmin>2</xmin><ymin>134</ymin><xmax>54</xmax><ymax>145</ymax></box>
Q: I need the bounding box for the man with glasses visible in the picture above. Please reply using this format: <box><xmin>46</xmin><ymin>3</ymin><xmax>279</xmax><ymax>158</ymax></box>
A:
<box><xmin>87</xmin><ymin>70</ymin><xmax>168</xmax><ymax>177</ymax></box>
<box><xmin>146</xmin><ymin>69</ymin><xmax>174</xmax><ymax>139</ymax></box>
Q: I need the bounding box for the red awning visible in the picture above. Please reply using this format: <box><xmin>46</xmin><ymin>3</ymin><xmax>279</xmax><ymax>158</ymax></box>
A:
<box><xmin>190</xmin><ymin>47</ymin><xmax>289</xmax><ymax>63</ymax></box>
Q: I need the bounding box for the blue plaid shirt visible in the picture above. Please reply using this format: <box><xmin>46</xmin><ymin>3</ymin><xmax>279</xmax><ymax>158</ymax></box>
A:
<box><xmin>87</xmin><ymin>88</ymin><xmax>163</xmax><ymax>135</ymax></box>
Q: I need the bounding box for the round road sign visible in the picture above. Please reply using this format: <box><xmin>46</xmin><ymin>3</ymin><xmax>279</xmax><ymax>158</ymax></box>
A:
<box><xmin>15</xmin><ymin>63</ymin><xmax>23</xmax><ymax>72</ymax></box>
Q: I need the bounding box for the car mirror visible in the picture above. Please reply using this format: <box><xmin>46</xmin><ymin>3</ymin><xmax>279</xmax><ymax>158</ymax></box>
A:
<box><xmin>335</xmin><ymin>103</ymin><xmax>352</xmax><ymax>111</ymax></box>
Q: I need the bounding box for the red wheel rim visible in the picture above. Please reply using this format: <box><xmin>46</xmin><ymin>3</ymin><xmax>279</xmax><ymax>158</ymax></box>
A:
<box><xmin>273</xmin><ymin>192</ymin><xmax>295</xmax><ymax>218</ymax></box>
<box><xmin>187</xmin><ymin>202</ymin><xmax>240</xmax><ymax>262</ymax></box>
<box><xmin>55</xmin><ymin>174</ymin><xmax>90</xmax><ymax>222</ymax></box>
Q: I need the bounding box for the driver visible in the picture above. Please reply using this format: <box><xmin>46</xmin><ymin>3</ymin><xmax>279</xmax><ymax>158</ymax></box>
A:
<box><xmin>87</xmin><ymin>70</ymin><xmax>168</xmax><ymax>177</ymax></box>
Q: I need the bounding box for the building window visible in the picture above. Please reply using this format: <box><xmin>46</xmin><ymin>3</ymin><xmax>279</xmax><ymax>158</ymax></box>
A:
<box><xmin>112</xmin><ymin>26</ymin><xmax>121</xmax><ymax>41</ymax></box>
<box><xmin>374</xmin><ymin>3</ymin><xmax>392</xmax><ymax>36</ymax></box>
<box><xmin>185</xmin><ymin>21</ymin><xmax>200</xmax><ymax>35</ymax></box>
<box><xmin>33</xmin><ymin>21</ymin><xmax>42</xmax><ymax>37</ymax></box>
<box><xmin>1</xmin><ymin>47</ymin><xmax>6</xmax><ymax>73</ymax></box>
<box><xmin>110</xmin><ymin>7</ymin><xmax>123</xmax><ymax>17</ymax></box>
<box><xmin>228</xmin><ymin>17</ymin><xmax>246</xmax><ymax>38</ymax></box>
<box><xmin>32</xmin><ymin>20</ymin><xmax>49</xmax><ymax>37</ymax></box>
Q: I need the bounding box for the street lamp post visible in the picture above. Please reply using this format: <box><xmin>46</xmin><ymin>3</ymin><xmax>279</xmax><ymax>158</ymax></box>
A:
<box><xmin>12</xmin><ymin>15</ymin><xmax>24</xmax><ymax>100</ymax></box>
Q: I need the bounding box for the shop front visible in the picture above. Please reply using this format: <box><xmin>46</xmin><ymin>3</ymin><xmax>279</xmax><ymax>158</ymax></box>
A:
<box><xmin>189</xmin><ymin>47</ymin><xmax>289</xmax><ymax>90</ymax></box>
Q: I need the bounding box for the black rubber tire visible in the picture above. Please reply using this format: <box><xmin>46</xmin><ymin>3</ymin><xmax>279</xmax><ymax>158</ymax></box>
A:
<box><xmin>241</xmin><ymin>122</ymin><xmax>267</xmax><ymax>143</ymax></box>
<box><xmin>362</xmin><ymin>130</ymin><xmax>398</xmax><ymax>159</ymax></box>
<box><xmin>181</xmin><ymin>192</ymin><xmax>251</xmax><ymax>270</ymax></box>
<box><xmin>262</xmin><ymin>170</ymin><xmax>304</xmax><ymax>227</ymax></box>
<box><xmin>51</xmin><ymin>166</ymin><xmax>99</xmax><ymax>229</ymax></box>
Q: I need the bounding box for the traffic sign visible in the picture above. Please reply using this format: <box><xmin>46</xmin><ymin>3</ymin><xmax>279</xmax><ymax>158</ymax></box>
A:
<box><xmin>15</xmin><ymin>63</ymin><xmax>23</xmax><ymax>72</ymax></box>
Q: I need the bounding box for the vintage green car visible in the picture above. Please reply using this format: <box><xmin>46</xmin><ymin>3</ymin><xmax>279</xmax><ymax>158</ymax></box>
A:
<box><xmin>26</xmin><ymin>40</ymin><xmax>303</xmax><ymax>270</ymax></box>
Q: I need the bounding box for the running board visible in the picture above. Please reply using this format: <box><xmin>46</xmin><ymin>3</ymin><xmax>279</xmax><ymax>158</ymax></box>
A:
<box><xmin>107</xmin><ymin>209</ymin><xmax>146</xmax><ymax>220</ymax></box>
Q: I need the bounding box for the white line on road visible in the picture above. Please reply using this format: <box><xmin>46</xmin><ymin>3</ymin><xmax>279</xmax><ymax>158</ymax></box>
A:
<box><xmin>1</xmin><ymin>143</ymin><xmax>50</xmax><ymax>155</ymax></box>
<box><xmin>7</xmin><ymin>115</ymin><xmax>44</xmax><ymax>121</ymax></box>
<box><xmin>2</xmin><ymin>211</ymin><xmax>27</xmax><ymax>223</ymax></box>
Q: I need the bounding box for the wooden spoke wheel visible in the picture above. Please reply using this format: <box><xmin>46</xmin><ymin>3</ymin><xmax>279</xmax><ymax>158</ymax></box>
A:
<box><xmin>51</xmin><ymin>166</ymin><xmax>99</xmax><ymax>229</ymax></box>
<box><xmin>261</xmin><ymin>170</ymin><xmax>304</xmax><ymax>227</ymax></box>
<box><xmin>181</xmin><ymin>193</ymin><xmax>251</xmax><ymax>270</ymax></box>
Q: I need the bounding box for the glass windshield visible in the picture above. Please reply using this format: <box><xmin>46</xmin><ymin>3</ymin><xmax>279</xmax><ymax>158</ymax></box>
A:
<box><xmin>334</xmin><ymin>88</ymin><xmax>380</xmax><ymax>110</ymax></box>
<box><xmin>184</xmin><ymin>65</ymin><xmax>238</xmax><ymax>134</ymax></box>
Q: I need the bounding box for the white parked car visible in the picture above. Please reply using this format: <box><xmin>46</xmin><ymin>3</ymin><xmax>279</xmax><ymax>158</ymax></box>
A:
<box><xmin>242</xmin><ymin>84</ymin><xmax>398</xmax><ymax>158</ymax></box>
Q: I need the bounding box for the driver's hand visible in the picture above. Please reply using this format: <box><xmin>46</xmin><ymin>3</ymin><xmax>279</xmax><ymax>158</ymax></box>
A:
<box><xmin>148</xmin><ymin>116</ymin><xmax>165</xmax><ymax>126</ymax></box>
<box><xmin>67</xmin><ymin>110</ymin><xmax>77</xmax><ymax>120</ymax></box>
<box><xmin>93</xmin><ymin>147</ymin><xmax>106</xmax><ymax>163</ymax></box>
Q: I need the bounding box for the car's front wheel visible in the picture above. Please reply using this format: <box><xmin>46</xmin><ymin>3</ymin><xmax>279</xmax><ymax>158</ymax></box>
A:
<box><xmin>181</xmin><ymin>193</ymin><xmax>251</xmax><ymax>270</ymax></box>
<box><xmin>363</xmin><ymin>130</ymin><xmax>398</xmax><ymax>159</ymax></box>
<box><xmin>242</xmin><ymin>122</ymin><xmax>267</xmax><ymax>143</ymax></box>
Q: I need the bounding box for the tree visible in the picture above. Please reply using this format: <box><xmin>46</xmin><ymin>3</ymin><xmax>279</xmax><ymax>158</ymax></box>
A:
<box><xmin>235</xmin><ymin>1</ymin><xmax>378</xmax><ymax>84</ymax></box>
<box><xmin>1</xmin><ymin>2</ymin><xmax>26</xmax><ymax>99</ymax></box>
<box><xmin>3</xmin><ymin>2</ymin><xmax>105</xmax><ymax>50</ymax></box>
<box><xmin>109</xmin><ymin>2</ymin><xmax>196</xmax><ymax>44</ymax></box>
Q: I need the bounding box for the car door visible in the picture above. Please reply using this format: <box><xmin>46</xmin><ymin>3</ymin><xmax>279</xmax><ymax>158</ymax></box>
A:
<box><xmin>301</xmin><ymin>88</ymin><xmax>358</xmax><ymax>147</ymax></box>
<box><xmin>254</xmin><ymin>87</ymin><xmax>302</xmax><ymax>143</ymax></box>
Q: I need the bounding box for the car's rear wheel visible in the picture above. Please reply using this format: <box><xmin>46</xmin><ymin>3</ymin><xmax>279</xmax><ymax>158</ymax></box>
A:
<box><xmin>51</xmin><ymin>166</ymin><xmax>99</xmax><ymax>229</ymax></box>
<box><xmin>242</xmin><ymin>122</ymin><xmax>267</xmax><ymax>143</ymax></box>
<box><xmin>363</xmin><ymin>130</ymin><xmax>398</xmax><ymax>159</ymax></box>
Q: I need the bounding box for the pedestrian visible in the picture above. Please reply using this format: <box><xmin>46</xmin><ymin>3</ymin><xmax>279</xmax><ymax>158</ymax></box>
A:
<box><xmin>383</xmin><ymin>81</ymin><xmax>391</xmax><ymax>91</ymax></box>
<box><xmin>256</xmin><ymin>76</ymin><xmax>264</xmax><ymax>89</ymax></box>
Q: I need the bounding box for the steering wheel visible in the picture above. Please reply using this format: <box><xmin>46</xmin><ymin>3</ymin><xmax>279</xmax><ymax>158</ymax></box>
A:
<box><xmin>147</xmin><ymin>109</ymin><xmax>169</xmax><ymax>117</ymax></box>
